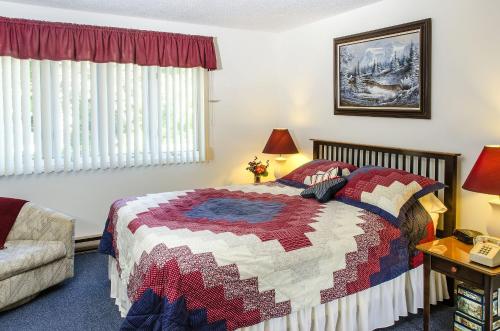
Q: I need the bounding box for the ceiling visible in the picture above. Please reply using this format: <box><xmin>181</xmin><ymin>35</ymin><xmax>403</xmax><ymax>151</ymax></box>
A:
<box><xmin>9</xmin><ymin>0</ymin><xmax>382</xmax><ymax>31</ymax></box>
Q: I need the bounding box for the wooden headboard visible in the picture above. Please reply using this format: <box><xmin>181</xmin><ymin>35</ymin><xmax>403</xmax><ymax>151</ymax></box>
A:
<box><xmin>312</xmin><ymin>139</ymin><xmax>461</xmax><ymax>237</ymax></box>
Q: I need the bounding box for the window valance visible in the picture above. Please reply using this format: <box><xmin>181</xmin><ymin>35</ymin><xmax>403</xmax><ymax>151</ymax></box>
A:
<box><xmin>0</xmin><ymin>16</ymin><xmax>217</xmax><ymax>70</ymax></box>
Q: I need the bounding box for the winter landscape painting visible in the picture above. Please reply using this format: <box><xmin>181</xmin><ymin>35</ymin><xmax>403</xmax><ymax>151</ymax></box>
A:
<box><xmin>334</xmin><ymin>19</ymin><xmax>431</xmax><ymax>118</ymax></box>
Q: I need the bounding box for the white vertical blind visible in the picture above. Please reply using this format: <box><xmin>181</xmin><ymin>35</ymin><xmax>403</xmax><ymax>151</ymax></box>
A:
<box><xmin>80</xmin><ymin>62</ymin><xmax>90</xmax><ymax>170</ymax></box>
<box><xmin>0</xmin><ymin>57</ymin><xmax>207</xmax><ymax>176</ymax></box>
<box><xmin>2</xmin><ymin>57</ymin><xmax>13</xmax><ymax>175</ymax></box>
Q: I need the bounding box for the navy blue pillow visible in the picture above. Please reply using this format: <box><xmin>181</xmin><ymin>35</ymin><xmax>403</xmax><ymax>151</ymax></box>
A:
<box><xmin>300</xmin><ymin>177</ymin><xmax>347</xmax><ymax>203</ymax></box>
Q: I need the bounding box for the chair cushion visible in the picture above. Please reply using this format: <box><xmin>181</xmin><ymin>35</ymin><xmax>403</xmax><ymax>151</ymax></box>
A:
<box><xmin>0</xmin><ymin>240</ymin><xmax>67</xmax><ymax>281</ymax></box>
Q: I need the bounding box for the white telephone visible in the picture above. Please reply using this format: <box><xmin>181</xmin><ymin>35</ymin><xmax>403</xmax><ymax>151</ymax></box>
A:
<box><xmin>470</xmin><ymin>235</ymin><xmax>500</xmax><ymax>267</ymax></box>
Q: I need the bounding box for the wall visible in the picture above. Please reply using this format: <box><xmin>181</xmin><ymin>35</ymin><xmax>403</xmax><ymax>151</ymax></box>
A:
<box><xmin>274</xmin><ymin>0</ymin><xmax>500</xmax><ymax>233</ymax></box>
<box><xmin>0</xmin><ymin>1</ymin><xmax>281</xmax><ymax>237</ymax></box>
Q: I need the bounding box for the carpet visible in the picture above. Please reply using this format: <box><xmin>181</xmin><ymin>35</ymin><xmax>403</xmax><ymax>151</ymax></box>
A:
<box><xmin>0</xmin><ymin>252</ymin><xmax>454</xmax><ymax>330</ymax></box>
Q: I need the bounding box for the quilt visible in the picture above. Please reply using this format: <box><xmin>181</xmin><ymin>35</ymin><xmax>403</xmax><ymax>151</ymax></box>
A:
<box><xmin>99</xmin><ymin>183</ymin><xmax>433</xmax><ymax>331</ymax></box>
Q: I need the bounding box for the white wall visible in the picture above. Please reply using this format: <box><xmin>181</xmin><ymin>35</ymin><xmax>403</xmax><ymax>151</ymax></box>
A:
<box><xmin>274</xmin><ymin>0</ymin><xmax>500</xmax><ymax>233</ymax></box>
<box><xmin>0</xmin><ymin>1</ymin><xmax>281</xmax><ymax>237</ymax></box>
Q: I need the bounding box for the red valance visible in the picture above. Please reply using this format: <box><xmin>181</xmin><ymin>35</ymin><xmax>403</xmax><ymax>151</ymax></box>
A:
<box><xmin>0</xmin><ymin>16</ymin><xmax>218</xmax><ymax>70</ymax></box>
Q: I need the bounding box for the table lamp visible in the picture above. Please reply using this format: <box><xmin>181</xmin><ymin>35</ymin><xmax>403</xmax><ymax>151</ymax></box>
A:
<box><xmin>462</xmin><ymin>145</ymin><xmax>500</xmax><ymax>235</ymax></box>
<box><xmin>262</xmin><ymin>128</ymin><xmax>298</xmax><ymax>179</ymax></box>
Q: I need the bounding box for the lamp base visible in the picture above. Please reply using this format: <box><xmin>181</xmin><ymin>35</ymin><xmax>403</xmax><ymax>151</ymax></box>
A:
<box><xmin>489</xmin><ymin>196</ymin><xmax>500</xmax><ymax>206</ymax></box>
<box><xmin>487</xmin><ymin>197</ymin><xmax>500</xmax><ymax>236</ymax></box>
<box><xmin>487</xmin><ymin>222</ymin><xmax>500</xmax><ymax>238</ymax></box>
<box><xmin>273</xmin><ymin>157</ymin><xmax>286</xmax><ymax>179</ymax></box>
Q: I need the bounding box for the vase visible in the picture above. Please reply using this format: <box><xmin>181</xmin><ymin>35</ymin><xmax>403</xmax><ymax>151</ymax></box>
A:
<box><xmin>254</xmin><ymin>175</ymin><xmax>261</xmax><ymax>184</ymax></box>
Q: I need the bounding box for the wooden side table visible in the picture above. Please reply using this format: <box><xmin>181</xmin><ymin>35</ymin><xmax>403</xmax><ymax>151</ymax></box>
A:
<box><xmin>417</xmin><ymin>237</ymin><xmax>500</xmax><ymax>331</ymax></box>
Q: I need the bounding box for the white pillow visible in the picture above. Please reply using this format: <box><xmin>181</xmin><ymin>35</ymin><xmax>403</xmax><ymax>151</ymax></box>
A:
<box><xmin>419</xmin><ymin>193</ymin><xmax>448</xmax><ymax>214</ymax></box>
<box><xmin>418</xmin><ymin>193</ymin><xmax>448</xmax><ymax>233</ymax></box>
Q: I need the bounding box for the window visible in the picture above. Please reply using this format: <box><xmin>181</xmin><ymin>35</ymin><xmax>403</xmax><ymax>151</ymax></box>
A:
<box><xmin>0</xmin><ymin>57</ymin><xmax>207</xmax><ymax>176</ymax></box>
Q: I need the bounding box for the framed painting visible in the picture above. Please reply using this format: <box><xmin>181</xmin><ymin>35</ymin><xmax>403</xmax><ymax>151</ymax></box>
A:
<box><xmin>334</xmin><ymin>19</ymin><xmax>431</xmax><ymax>119</ymax></box>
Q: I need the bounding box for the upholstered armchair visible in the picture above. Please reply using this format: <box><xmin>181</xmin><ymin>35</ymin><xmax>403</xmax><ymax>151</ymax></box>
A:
<box><xmin>0</xmin><ymin>203</ymin><xmax>74</xmax><ymax>311</ymax></box>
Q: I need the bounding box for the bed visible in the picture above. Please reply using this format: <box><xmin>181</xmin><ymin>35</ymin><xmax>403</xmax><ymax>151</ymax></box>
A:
<box><xmin>99</xmin><ymin>139</ymin><xmax>460</xmax><ymax>331</ymax></box>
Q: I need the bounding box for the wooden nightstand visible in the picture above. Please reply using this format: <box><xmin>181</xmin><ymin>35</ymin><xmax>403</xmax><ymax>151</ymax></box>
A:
<box><xmin>417</xmin><ymin>237</ymin><xmax>500</xmax><ymax>331</ymax></box>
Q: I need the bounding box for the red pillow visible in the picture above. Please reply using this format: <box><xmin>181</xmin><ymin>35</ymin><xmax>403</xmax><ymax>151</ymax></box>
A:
<box><xmin>0</xmin><ymin>197</ymin><xmax>28</xmax><ymax>249</ymax></box>
<box><xmin>335</xmin><ymin>166</ymin><xmax>445</xmax><ymax>225</ymax></box>
<box><xmin>278</xmin><ymin>160</ymin><xmax>357</xmax><ymax>188</ymax></box>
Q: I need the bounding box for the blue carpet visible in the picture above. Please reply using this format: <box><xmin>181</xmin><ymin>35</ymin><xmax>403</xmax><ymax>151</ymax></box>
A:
<box><xmin>0</xmin><ymin>252</ymin><xmax>123</xmax><ymax>331</ymax></box>
<box><xmin>0</xmin><ymin>251</ymin><xmax>454</xmax><ymax>330</ymax></box>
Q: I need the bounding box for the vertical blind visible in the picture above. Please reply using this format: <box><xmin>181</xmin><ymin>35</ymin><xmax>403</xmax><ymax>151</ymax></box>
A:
<box><xmin>0</xmin><ymin>57</ymin><xmax>207</xmax><ymax>176</ymax></box>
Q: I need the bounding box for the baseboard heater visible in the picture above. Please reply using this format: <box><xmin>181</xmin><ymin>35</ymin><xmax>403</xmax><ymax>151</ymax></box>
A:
<box><xmin>75</xmin><ymin>235</ymin><xmax>101</xmax><ymax>253</ymax></box>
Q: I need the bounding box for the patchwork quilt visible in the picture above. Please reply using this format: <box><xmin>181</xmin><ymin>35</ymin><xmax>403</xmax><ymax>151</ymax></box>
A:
<box><xmin>99</xmin><ymin>183</ymin><xmax>433</xmax><ymax>331</ymax></box>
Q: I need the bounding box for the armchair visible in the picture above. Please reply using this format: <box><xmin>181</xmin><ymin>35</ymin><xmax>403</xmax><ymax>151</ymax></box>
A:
<box><xmin>0</xmin><ymin>202</ymin><xmax>74</xmax><ymax>311</ymax></box>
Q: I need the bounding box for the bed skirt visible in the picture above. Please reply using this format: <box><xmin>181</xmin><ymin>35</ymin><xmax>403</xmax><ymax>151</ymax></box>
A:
<box><xmin>108</xmin><ymin>257</ymin><xmax>449</xmax><ymax>331</ymax></box>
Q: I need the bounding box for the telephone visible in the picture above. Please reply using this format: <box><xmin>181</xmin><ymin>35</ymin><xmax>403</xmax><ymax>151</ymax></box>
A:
<box><xmin>470</xmin><ymin>236</ymin><xmax>500</xmax><ymax>267</ymax></box>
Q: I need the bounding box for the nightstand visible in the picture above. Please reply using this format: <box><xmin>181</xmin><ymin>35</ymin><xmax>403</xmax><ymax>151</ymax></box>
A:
<box><xmin>417</xmin><ymin>237</ymin><xmax>500</xmax><ymax>331</ymax></box>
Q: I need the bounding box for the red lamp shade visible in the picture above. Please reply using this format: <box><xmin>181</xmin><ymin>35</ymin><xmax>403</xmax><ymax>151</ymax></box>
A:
<box><xmin>462</xmin><ymin>145</ymin><xmax>500</xmax><ymax>195</ymax></box>
<box><xmin>262</xmin><ymin>129</ymin><xmax>298</xmax><ymax>155</ymax></box>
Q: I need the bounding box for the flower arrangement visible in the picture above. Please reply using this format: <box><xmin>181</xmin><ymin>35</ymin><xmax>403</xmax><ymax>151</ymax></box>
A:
<box><xmin>246</xmin><ymin>156</ymin><xmax>270</xmax><ymax>183</ymax></box>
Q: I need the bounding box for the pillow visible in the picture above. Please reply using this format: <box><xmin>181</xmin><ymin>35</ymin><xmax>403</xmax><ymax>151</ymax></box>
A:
<box><xmin>418</xmin><ymin>193</ymin><xmax>447</xmax><ymax>234</ymax></box>
<box><xmin>301</xmin><ymin>177</ymin><xmax>347</xmax><ymax>203</ymax></box>
<box><xmin>428</xmin><ymin>212</ymin><xmax>440</xmax><ymax>234</ymax></box>
<box><xmin>278</xmin><ymin>160</ymin><xmax>357</xmax><ymax>188</ymax></box>
<box><xmin>418</xmin><ymin>193</ymin><xmax>448</xmax><ymax>214</ymax></box>
<box><xmin>335</xmin><ymin>166</ymin><xmax>445</xmax><ymax>225</ymax></box>
<box><xmin>0</xmin><ymin>197</ymin><xmax>28</xmax><ymax>249</ymax></box>
<box><xmin>400</xmin><ymin>200</ymin><xmax>436</xmax><ymax>265</ymax></box>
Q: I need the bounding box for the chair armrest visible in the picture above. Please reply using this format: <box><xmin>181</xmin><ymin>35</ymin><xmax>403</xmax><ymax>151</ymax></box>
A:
<box><xmin>6</xmin><ymin>202</ymin><xmax>75</xmax><ymax>259</ymax></box>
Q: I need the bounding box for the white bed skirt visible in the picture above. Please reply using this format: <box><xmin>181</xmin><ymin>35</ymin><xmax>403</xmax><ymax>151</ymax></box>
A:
<box><xmin>108</xmin><ymin>257</ymin><xmax>449</xmax><ymax>331</ymax></box>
